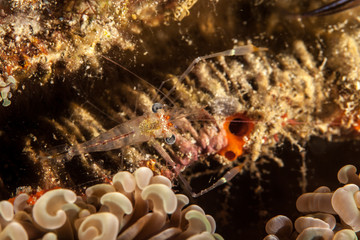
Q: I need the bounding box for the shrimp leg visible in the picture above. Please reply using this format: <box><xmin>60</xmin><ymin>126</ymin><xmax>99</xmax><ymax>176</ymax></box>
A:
<box><xmin>151</xmin><ymin>46</ymin><xmax>264</xmax><ymax>197</ymax></box>
<box><xmin>151</xmin><ymin>135</ymin><xmax>245</xmax><ymax>198</ymax></box>
<box><xmin>190</xmin><ymin>165</ymin><xmax>244</xmax><ymax>198</ymax></box>
<box><xmin>152</xmin><ymin>137</ymin><xmax>246</xmax><ymax>198</ymax></box>
<box><xmin>159</xmin><ymin>45</ymin><xmax>267</xmax><ymax>104</ymax></box>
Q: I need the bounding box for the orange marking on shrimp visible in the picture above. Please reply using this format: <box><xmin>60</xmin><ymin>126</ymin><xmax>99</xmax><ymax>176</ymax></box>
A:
<box><xmin>217</xmin><ymin>113</ymin><xmax>255</xmax><ymax>161</ymax></box>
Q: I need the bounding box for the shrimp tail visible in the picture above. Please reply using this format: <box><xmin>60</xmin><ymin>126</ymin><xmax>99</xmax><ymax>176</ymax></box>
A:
<box><xmin>40</xmin><ymin>144</ymin><xmax>74</xmax><ymax>163</ymax></box>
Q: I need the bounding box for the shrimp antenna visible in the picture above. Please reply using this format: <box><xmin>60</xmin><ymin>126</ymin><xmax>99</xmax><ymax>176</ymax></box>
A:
<box><xmin>101</xmin><ymin>55</ymin><xmax>176</xmax><ymax>106</ymax></box>
<box><xmin>158</xmin><ymin>45</ymin><xmax>267</xmax><ymax>105</ymax></box>
<box><xmin>102</xmin><ymin>45</ymin><xmax>266</xmax><ymax>108</ymax></box>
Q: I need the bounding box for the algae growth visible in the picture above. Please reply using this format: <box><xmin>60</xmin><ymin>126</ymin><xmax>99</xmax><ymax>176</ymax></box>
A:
<box><xmin>0</xmin><ymin>0</ymin><xmax>360</xmax><ymax>239</ymax></box>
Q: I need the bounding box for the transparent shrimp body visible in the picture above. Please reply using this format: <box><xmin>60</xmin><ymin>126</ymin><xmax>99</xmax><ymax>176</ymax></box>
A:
<box><xmin>51</xmin><ymin>106</ymin><xmax>176</xmax><ymax>161</ymax></box>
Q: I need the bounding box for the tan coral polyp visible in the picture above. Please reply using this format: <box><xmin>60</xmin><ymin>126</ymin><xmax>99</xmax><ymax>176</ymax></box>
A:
<box><xmin>32</xmin><ymin>189</ymin><xmax>77</xmax><ymax>230</ymax></box>
<box><xmin>78</xmin><ymin>212</ymin><xmax>119</xmax><ymax>240</ymax></box>
<box><xmin>296</xmin><ymin>191</ymin><xmax>335</xmax><ymax>214</ymax></box>
<box><xmin>331</xmin><ymin>184</ymin><xmax>360</xmax><ymax>231</ymax></box>
<box><xmin>337</xmin><ymin>165</ymin><xmax>360</xmax><ymax>186</ymax></box>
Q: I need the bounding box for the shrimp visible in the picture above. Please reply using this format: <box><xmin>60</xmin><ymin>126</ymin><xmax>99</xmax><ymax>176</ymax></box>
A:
<box><xmin>42</xmin><ymin>44</ymin><xmax>265</xmax><ymax>197</ymax></box>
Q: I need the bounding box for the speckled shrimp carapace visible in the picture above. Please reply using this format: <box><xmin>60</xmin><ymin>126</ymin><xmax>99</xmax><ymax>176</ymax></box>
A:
<box><xmin>42</xmin><ymin>44</ymin><xmax>265</xmax><ymax>197</ymax></box>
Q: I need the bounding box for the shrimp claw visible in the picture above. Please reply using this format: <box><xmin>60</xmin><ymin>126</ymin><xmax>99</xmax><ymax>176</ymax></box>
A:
<box><xmin>187</xmin><ymin>164</ymin><xmax>245</xmax><ymax>198</ymax></box>
<box><xmin>160</xmin><ymin>45</ymin><xmax>267</xmax><ymax>103</ymax></box>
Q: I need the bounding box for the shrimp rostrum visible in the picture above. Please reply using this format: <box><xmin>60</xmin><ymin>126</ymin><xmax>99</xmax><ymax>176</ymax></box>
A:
<box><xmin>43</xmin><ymin>44</ymin><xmax>265</xmax><ymax>197</ymax></box>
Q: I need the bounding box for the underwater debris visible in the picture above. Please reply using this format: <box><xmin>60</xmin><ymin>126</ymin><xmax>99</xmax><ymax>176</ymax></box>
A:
<box><xmin>263</xmin><ymin>164</ymin><xmax>360</xmax><ymax>239</ymax></box>
<box><xmin>1</xmin><ymin>167</ymin><xmax>222</xmax><ymax>240</ymax></box>
<box><xmin>0</xmin><ymin>75</ymin><xmax>16</xmax><ymax>107</ymax></box>
<box><xmin>0</xmin><ymin>0</ymin><xmax>202</xmax><ymax>107</ymax></box>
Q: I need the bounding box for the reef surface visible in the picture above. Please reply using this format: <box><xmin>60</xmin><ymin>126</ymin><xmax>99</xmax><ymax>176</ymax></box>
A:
<box><xmin>1</xmin><ymin>0</ymin><xmax>360</xmax><ymax>239</ymax></box>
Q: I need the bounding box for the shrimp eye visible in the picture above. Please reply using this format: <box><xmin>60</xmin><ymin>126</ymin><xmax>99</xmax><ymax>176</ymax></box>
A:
<box><xmin>152</xmin><ymin>103</ymin><xmax>163</xmax><ymax>113</ymax></box>
<box><xmin>165</xmin><ymin>134</ymin><xmax>176</xmax><ymax>145</ymax></box>
<box><xmin>228</xmin><ymin>118</ymin><xmax>249</xmax><ymax>137</ymax></box>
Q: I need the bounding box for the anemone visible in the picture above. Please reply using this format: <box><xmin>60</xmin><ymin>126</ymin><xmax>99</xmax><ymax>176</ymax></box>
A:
<box><xmin>264</xmin><ymin>164</ymin><xmax>360</xmax><ymax>239</ymax></box>
<box><xmin>0</xmin><ymin>167</ymin><xmax>222</xmax><ymax>240</ymax></box>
